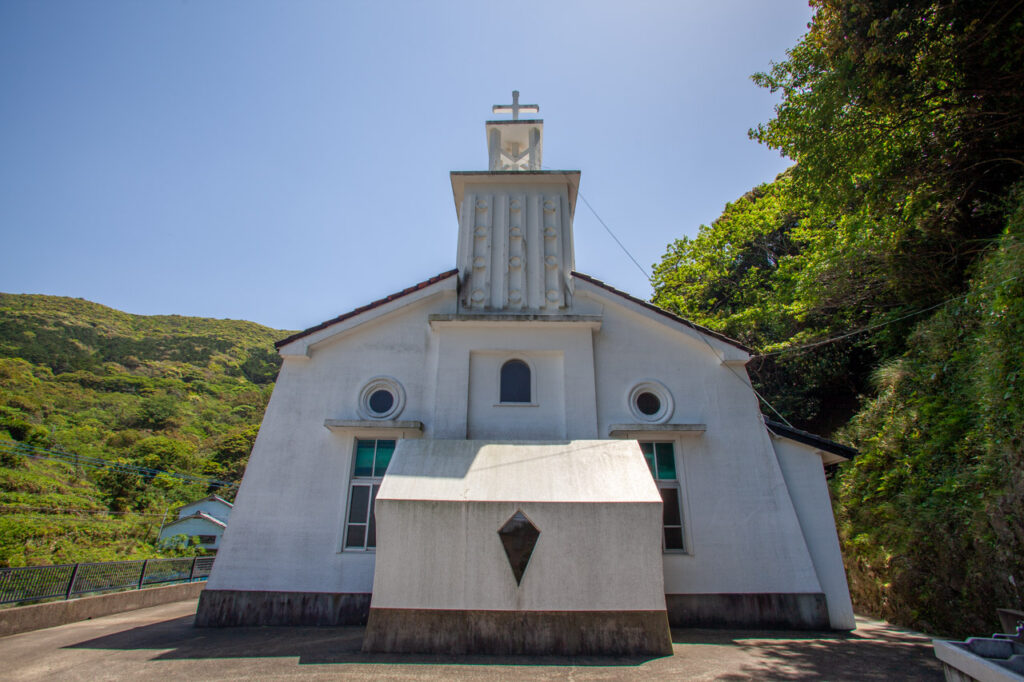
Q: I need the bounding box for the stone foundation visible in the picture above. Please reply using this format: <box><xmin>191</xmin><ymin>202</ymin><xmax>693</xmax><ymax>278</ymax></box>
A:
<box><xmin>194</xmin><ymin>590</ymin><xmax>832</xmax><ymax>633</ymax></box>
<box><xmin>361</xmin><ymin>608</ymin><xmax>674</xmax><ymax>656</ymax></box>
<box><xmin>666</xmin><ymin>593</ymin><xmax>830</xmax><ymax>630</ymax></box>
<box><xmin>194</xmin><ymin>589</ymin><xmax>371</xmax><ymax>627</ymax></box>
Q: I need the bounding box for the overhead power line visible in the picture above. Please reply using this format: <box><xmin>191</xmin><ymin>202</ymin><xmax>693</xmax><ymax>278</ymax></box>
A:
<box><xmin>754</xmin><ymin>273</ymin><xmax>1022</xmax><ymax>359</ymax></box>
<box><xmin>543</xmin><ymin>167</ymin><xmax>652</xmax><ymax>282</ymax></box>
<box><xmin>0</xmin><ymin>440</ymin><xmax>238</xmax><ymax>490</ymax></box>
<box><xmin>0</xmin><ymin>504</ymin><xmax>167</xmax><ymax>517</ymax></box>
<box><xmin>539</xmin><ymin>166</ymin><xmax>1018</xmax><ymax>423</ymax></box>
<box><xmin>545</xmin><ymin>167</ymin><xmax>794</xmax><ymax>425</ymax></box>
<box><xmin>576</xmin><ymin>192</ymin><xmax>652</xmax><ymax>281</ymax></box>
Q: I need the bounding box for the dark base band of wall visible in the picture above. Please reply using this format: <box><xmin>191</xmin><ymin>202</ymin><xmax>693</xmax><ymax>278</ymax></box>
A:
<box><xmin>362</xmin><ymin>608</ymin><xmax>674</xmax><ymax>656</ymax></box>
<box><xmin>666</xmin><ymin>593</ymin><xmax>829</xmax><ymax>630</ymax></box>
<box><xmin>194</xmin><ymin>589</ymin><xmax>371</xmax><ymax>627</ymax></box>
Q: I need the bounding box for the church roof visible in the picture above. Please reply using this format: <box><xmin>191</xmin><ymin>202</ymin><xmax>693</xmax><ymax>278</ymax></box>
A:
<box><xmin>571</xmin><ymin>272</ymin><xmax>752</xmax><ymax>353</ymax></box>
<box><xmin>275</xmin><ymin>267</ymin><xmax>753</xmax><ymax>355</ymax></box>
<box><xmin>378</xmin><ymin>439</ymin><xmax>662</xmax><ymax>504</ymax></box>
<box><xmin>275</xmin><ymin>269</ymin><xmax>460</xmax><ymax>349</ymax></box>
<box><xmin>764</xmin><ymin>419</ymin><xmax>858</xmax><ymax>461</ymax></box>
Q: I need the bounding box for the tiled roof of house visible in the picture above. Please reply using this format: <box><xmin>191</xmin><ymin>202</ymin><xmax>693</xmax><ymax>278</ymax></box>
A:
<box><xmin>182</xmin><ymin>494</ymin><xmax>233</xmax><ymax>509</ymax></box>
<box><xmin>163</xmin><ymin>511</ymin><xmax>228</xmax><ymax>530</ymax></box>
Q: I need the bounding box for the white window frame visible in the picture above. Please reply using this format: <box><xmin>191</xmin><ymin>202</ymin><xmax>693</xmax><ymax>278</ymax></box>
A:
<box><xmin>639</xmin><ymin>440</ymin><xmax>689</xmax><ymax>554</ymax></box>
<box><xmin>341</xmin><ymin>438</ymin><xmax>395</xmax><ymax>552</ymax></box>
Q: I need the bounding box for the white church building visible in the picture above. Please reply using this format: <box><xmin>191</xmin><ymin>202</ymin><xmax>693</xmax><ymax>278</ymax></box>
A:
<box><xmin>197</xmin><ymin>93</ymin><xmax>856</xmax><ymax>655</ymax></box>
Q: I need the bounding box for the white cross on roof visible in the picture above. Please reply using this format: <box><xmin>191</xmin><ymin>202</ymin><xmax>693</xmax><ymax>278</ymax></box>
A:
<box><xmin>492</xmin><ymin>90</ymin><xmax>539</xmax><ymax>120</ymax></box>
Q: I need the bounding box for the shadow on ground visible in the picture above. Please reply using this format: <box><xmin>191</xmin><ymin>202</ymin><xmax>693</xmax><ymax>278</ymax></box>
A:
<box><xmin>671</xmin><ymin>622</ymin><xmax>943</xmax><ymax>681</ymax></box>
<box><xmin>64</xmin><ymin>613</ymin><xmax>943</xmax><ymax>679</ymax></box>
<box><xmin>66</xmin><ymin>615</ymin><xmax>661</xmax><ymax>668</ymax></box>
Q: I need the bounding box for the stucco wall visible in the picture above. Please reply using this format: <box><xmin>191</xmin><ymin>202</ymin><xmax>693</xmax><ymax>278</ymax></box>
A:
<box><xmin>371</xmin><ymin>438</ymin><xmax>668</xmax><ymax>614</ymax></box>
<box><xmin>467</xmin><ymin>350</ymin><xmax>565</xmax><ymax>439</ymax></box>
<box><xmin>211</xmin><ymin>271</ymin><xmax>833</xmax><ymax>606</ymax></box>
<box><xmin>207</xmin><ymin>289</ymin><xmax>455</xmax><ymax>594</ymax></box>
<box><xmin>583</xmin><ymin>285</ymin><xmax>822</xmax><ymax>595</ymax></box>
<box><xmin>431</xmin><ymin>322</ymin><xmax>597</xmax><ymax>439</ymax></box>
<box><xmin>771</xmin><ymin>437</ymin><xmax>857</xmax><ymax>629</ymax></box>
<box><xmin>373</xmin><ymin>500</ymin><xmax>665</xmax><ymax>612</ymax></box>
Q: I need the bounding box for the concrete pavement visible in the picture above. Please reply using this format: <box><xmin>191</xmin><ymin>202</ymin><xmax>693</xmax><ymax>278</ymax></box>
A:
<box><xmin>0</xmin><ymin>599</ymin><xmax>943</xmax><ymax>680</ymax></box>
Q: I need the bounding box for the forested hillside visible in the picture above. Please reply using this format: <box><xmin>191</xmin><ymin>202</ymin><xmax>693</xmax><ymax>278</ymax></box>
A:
<box><xmin>0</xmin><ymin>293</ymin><xmax>290</xmax><ymax>567</ymax></box>
<box><xmin>652</xmin><ymin>0</ymin><xmax>1023</xmax><ymax>636</ymax></box>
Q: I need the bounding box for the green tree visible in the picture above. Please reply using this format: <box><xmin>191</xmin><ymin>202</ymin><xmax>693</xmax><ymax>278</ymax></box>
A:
<box><xmin>651</xmin><ymin>0</ymin><xmax>1024</xmax><ymax>635</ymax></box>
<box><xmin>134</xmin><ymin>394</ymin><xmax>181</xmax><ymax>430</ymax></box>
<box><xmin>208</xmin><ymin>425</ymin><xmax>259</xmax><ymax>482</ymax></box>
<box><xmin>752</xmin><ymin>0</ymin><xmax>1024</xmax><ymax>321</ymax></box>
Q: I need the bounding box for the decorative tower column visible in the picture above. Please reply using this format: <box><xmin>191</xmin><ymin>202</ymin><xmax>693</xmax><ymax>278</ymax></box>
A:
<box><xmin>452</xmin><ymin>91</ymin><xmax>579</xmax><ymax>314</ymax></box>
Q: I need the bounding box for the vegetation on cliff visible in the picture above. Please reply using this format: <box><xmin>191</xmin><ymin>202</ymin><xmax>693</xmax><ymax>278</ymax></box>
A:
<box><xmin>652</xmin><ymin>0</ymin><xmax>1024</xmax><ymax>636</ymax></box>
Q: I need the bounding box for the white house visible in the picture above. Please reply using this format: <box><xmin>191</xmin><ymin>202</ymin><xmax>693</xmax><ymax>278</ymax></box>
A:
<box><xmin>159</xmin><ymin>494</ymin><xmax>232</xmax><ymax>551</ymax></box>
<box><xmin>197</xmin><ymin>93</ymin><xmax>856</xmax><ymax>655</ymax></box>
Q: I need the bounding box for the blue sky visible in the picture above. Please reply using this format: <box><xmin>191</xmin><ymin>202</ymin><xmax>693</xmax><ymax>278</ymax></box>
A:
<box><xmin>0</xmin><ymin>1</ymin><xmax>814</xmax><ymax>332</ymax></box>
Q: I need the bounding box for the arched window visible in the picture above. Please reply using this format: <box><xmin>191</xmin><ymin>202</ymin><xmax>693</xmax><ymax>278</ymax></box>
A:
<box><xmin>500</xmin><ymin>359</ymin><xmax>531</xmax><ymax>403</ymax></box>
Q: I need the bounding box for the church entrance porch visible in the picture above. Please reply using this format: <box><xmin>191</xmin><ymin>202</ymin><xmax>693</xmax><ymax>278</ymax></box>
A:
<box><xmin>360</xmin><ymin>439</ymin><xmax>673</xmax><ymax>656</ymax></box>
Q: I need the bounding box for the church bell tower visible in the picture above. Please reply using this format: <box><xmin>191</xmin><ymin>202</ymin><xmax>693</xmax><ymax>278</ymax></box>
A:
<box><xmin>452</xmin><ymin>91</ymin><xmax>580</xmax><ymax>313</ymax></box>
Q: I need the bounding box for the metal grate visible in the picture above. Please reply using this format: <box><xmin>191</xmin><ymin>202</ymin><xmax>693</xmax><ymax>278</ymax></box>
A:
<box><xmin>0</xmin><ymin>557</ymin><xmax>214</xmax><ymax>606</ymax></box>
<box><xmin>0</xmin><ymin>563</ymin><xmax>76</xmax><ymax>604</ymax></box>
<box><xmin>141</xmin><ymin>558</ymin><xmax>194</xmax><ymax>586</ymax></box>
<box><xmin>69</xmin><ymin>560</ymin><xmax>145</xmax><ymax>597</ymax></box>
<box><xmin>192</xmin><ymin>557</ymin><xmax>215</xmax><ymax>579</ymax></box>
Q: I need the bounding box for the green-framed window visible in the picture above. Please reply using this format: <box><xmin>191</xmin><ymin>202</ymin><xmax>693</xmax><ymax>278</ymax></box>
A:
<box><xmin>639</xmin><ymin>441</ymin><xmax>685</xmax><ymax>552</ymax></box>
<box><xmin>344</xmin><ymin>439</ymin><xmax>395</xmax><ymax>550</ymax></box>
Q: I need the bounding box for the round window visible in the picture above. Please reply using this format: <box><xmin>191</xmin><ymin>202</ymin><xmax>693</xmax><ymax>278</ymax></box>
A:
<box><xmin>627</xmin><ymin>380</ymin><xmax>674</xmax><ymax>423</ymax></box>
<box><xmin>635</xmin><ymin>391</ymin><xmax>661</xmax><ymax>416</ymax></box>
<box><xmin>368</xmin><ymin>389</ymin><xmax>394</xmax><ymax>415</ymax></box>
<box><xmin>357</xmin><ymin>377</ymin><xmax>405</xmax><ymax>420</ymax></box>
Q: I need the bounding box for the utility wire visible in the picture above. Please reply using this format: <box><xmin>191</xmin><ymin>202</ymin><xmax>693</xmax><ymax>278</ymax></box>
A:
<box><xmin>544</xmin><ymin>167</ymin><xmax>1017</xmax><ymax>422</ymax></box>
<box><xmin>544</xmin><ymin>167</ymin><xmax>794</xmax><ymax>425</ymax></box>
<box><xmin>0</xmin><ymin>505</ymin><xmax>167</xmax><ymax>517</ymax></box>
<box><xmin>543</xmin><ymin>166</ymin><xmax>651</xmax><ymax>281</ymax></box>
<box><xmin>577</xmin><ymin>192</ymin><xmax>652</xmax><ymax>282</ymax></box>
<box><xmin>690</xmin><ymin>329</ymin><xmax>794</xmax><ymax>428</ymax></box>
<box><xmin>755</xmin><ymin>273</ymin><xmax>1022</xmax><ymax>358</ymax></box>
<box><xmin>0</xmin><ymin>440</ymin><xmax>238</xmax><ymax>489</ymax></box>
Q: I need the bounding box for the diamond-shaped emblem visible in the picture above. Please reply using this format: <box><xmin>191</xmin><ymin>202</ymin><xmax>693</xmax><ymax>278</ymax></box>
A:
<box><xmin>498</xmin><ymin>510</ymin><xmax>540</xmax><ymax>586</ymax></box>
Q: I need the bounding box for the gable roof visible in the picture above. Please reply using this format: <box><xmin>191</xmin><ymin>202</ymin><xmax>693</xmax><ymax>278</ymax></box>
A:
<box><xmin>765</xmin><ymin>419</ymin><xmax>858</xmax><ymax>461</ymax></box>
<box><xmin>571</xmin><ymin>271</ymin><xmax>752</xmax><ymax>353</ymax></box>
<box><xmin>181</xmin><ymin>494</ymin><xmax>233</xmax><ymax>509</ymax></box>
<box><xmin>273</xmin><ymin>267</ymin><xmax>749</xmax><ymax>354</ymax></box>
<box><xmin>275</xmin><ymin>269</ymin><xmax>460</xmax><ymax>350</ymax></box>
<box><xmin>162</xmin><ymin>511</ymin><xmax>228</xmax><ymax>531</ymax></box>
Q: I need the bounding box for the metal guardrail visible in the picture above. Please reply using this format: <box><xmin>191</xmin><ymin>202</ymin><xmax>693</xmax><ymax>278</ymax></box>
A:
<box><xmin>0</xmin><ymin>557</ymin><xmax>214</xmax><ymax>606</ymax></box>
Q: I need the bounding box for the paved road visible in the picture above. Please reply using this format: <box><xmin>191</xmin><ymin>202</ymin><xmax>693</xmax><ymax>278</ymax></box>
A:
<box><xmin>0</xmin><ymin>599</ymin><xmax>943</xmax><ymax>680</ymax></box>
